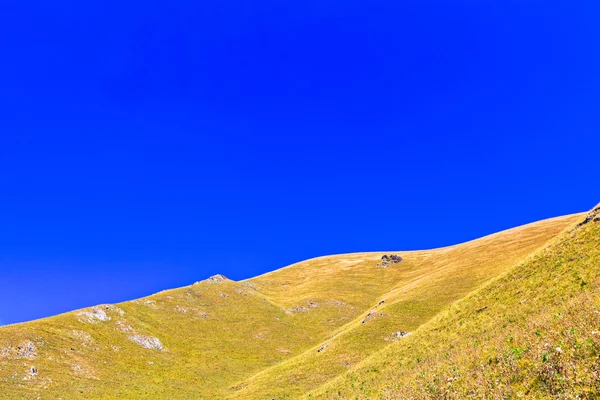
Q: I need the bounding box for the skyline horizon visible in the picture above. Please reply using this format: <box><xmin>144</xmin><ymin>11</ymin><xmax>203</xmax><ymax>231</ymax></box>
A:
<box><xmin>2</xmin><ymin>0</ymin><xmax>600</xmax><ymax>326</ymax></box>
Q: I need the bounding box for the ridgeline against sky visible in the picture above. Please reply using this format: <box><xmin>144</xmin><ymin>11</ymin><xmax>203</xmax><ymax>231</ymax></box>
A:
<box><xmin>1</xmin><ymin>0</ymin><xmax>599</xmax><ymax>325</ymax></box>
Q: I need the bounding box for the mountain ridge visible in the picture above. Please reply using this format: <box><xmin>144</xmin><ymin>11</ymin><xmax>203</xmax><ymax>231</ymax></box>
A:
<box><xmin>0</xmin><ymin>210</ymin><xmax>591</xmax><ymax>399</ymax></box>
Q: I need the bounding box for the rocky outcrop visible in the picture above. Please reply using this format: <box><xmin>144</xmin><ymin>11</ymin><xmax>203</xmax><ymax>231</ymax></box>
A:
<box><xmin>77</xmin><ymin>307</ymin><xmax>110</xmax><ymax>323</ymax></box>
<box><xmin>208</xmin><ymin>274</ymin><xmax>229</xmax><ymax>284</ymax></box>
<box><xmin>377</xmin><ymin>254</ymin><xmax>403</xmax><ymax>268</ymax></box>
<box><xmin>577</xmin><ymin>206</ymin><xmax>600</xmax><ymax>227</ymax></box>
<box><xmin>77</xmin><ymin>305</ymin><xmax>124</xmax><ymax>324</ymax></box>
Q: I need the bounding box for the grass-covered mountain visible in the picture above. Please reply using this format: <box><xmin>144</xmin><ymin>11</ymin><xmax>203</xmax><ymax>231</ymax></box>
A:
<box><xmin>1</xmin><ymin>206</ymin><xmax>598</xmax><ymax>399</ymax></box>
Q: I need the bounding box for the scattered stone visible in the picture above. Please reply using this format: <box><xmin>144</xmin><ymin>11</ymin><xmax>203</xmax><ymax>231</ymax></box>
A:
<box><xmin>290</xmin><ymin>306</ymin><xmax>309</xmax><ymax>313</ymax></box>
<box><xmin>174</xmin><ymin>306</ymin><xmax>188</xmax><ymax>313</ymax></box>
<box><xmin>278</xmin><ymin>349</ymin><xmax>292</xmax><ymax>354</ymax></box>
<box><xmin>116</xmin><ymin>321</ymin><xmax>134</xmax><ymax>333</ymax></box>
<box><xmin>72</xmin><ymin>364</ymin><xmax>81</xmax><ymax>371</ymax></box>
<box><xmin>70</xmin><ymin>330</ymin><xmax>94</xmax><ymax>346</ymax></box>
<box><xmin>395</xmin><ymin>331</ymin><xmax>410</xmax><ymax>338</ymax></box>
<box><xmin>208</xmin><ymin>274</ymin><xmax>228</xmax><ymax>284</ymax></box>
<box><xmin>17</xmin><ymin>342</ymin><xmax>37</xmax><ymax>359</ymax></box>
<box><xmin>29</xmin><ymin>367</ymin><xmax>38</xmax><ymax>376</ymax></box>
<box><xmin>112</xmin><ymin>345</ymin><xmax>120</xmax><ymax>352</ymax></box>
<box><xmin>102</xmin><ymin>305</ymin><xmax>125</xmax><ymax>316</ymax></box>
<box><xmin>307</xmin><ymin>301</ymin><xmax>318</xmax><ymax>308</ymax></box>
<box><xmin>317</xmin><ymin>345</ymin><xmax>327</xmax><ymax>353</ymax></box>
<box><xmin>242</xmin><ymin>282</ymin><xmax>259</xmax><ymax>291</ymax></box>
<box><xmin>77</xmin><ymin>307</ymin><xmax>110</xmax><ymax>324</ymax></box>
<box><xmin>136</xmin><ymin>299</ymin><xmax>159</xmax><ymax>309</ymax></box>
<box><xmin>362</xmin><ymin>310</ymin><xmax>384</xmax><ymax>324</ymax></box>
<box><xmin>220</xmin><ymin>292</ymin><xmax>229</xmax><ymax>298</ymax></box>
<box><xmin>128</xmin><ymin>335</ymin><xmax>164</xmax><ymax>351</ymax></box>
<box><xmin>378</xmin><ymin>300</ymin><xmax>385</xmax><ymax>305</ymax></box>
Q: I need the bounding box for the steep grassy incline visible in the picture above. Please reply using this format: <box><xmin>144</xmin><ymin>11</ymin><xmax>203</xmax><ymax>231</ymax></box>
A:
<box><xmin>309</xmin><ymin>206</ymin><xmax>600</xmax><ymax>399</ymax></box>
<box><xmin>0</xmin><ymin>212</ymin><xmax>582</xmax><ymax>399</ymax></box>
<box><xmin>226</xmin><ymin>214</ymin><xmax>582</xmax><ymax>399</ymax></box>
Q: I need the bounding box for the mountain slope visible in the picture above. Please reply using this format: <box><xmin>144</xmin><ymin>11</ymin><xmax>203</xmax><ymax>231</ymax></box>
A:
<box><xmin>228</xmin><ymin>214</ymin><xmax>583</xmax><ymax>399</ymax></box>
<box><xmin>308</xmin><ymin>205</ymin><xmax>600</xmax><ymax>399</ymax></box>
<box><xmin>0</xmin><ymin>211</ymin><xmax>585</xmax><ymax>399</ymax></box>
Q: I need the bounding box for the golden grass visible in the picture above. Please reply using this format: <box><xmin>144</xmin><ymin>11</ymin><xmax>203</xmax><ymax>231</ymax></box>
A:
<box><xmin>309</xmin><ymin>207</ymin><xmax>600</xmax><ymax>399</ymax></box>
<box><xmin>0</xmin><ymin>211</ymin><xmax>585</xmax><ymax>399</ymax></box>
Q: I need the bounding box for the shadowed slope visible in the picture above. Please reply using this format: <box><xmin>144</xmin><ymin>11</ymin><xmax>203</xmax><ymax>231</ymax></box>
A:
<box><xmin>0</xmin><ymin>212</ymin><xmax>583</xmax><ymax>399</ymax></box>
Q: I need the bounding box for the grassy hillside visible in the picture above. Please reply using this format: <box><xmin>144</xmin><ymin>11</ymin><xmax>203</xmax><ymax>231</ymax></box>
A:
<box><xmin>0</xmin><ymin>211</ymin><xmax>586</xmax><ymax>399</ymax></box>
<box><xmin>309</xmin><ymin>205</ymin><xmax>600</xmax><ymax>399</ymax></box>
<box><xmin>229</xmin><ymin>214</ymin><xmax>582</xmax><ymax>399</ymax></box>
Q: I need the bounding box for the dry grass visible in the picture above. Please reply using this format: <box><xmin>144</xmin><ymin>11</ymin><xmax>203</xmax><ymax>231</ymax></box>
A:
<box><xmin>0</xmin><ymin>211</ymin><xmax>585</xmax><ymax>399</ymax></box>
<box><xmin>309</xmin><ymin>207</ymin><xmax>600</xmax><ymax>399</ymax></box>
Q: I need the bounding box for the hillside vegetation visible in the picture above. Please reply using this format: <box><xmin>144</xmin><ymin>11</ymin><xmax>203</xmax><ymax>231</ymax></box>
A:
<box><xmin>310</xmin><ymin>205</ymin><xmax>600</xmax><ymax>399</ymax></box>
<box><xmin>0</xmin><ymin>209</ymin><xmax>593</xmax><ymax>399</ymax></box>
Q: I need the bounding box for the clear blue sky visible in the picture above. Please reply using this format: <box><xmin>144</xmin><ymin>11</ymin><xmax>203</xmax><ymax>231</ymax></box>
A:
<box><xmin>1</xmin><ymin>0</ymin><xmax>599</xmax><ymax>325</ymax></box>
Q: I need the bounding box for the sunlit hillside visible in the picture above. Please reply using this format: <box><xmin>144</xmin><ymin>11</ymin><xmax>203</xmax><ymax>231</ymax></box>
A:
<box><xmin>0</xmin><ymin>209</ymin><xmax>590</xmax><ymax>399</ymax></box>
<box><xmin>311</xmin><ymin>205</ymin><xmax>600</xmax><ymax>399</ymax></box>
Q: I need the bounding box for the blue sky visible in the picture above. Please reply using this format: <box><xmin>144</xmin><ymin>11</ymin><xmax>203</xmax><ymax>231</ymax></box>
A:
<box><xmin>1</xmin><ymin>0</ymin><xmax>599</xmax><ymax>325</ymax></box>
